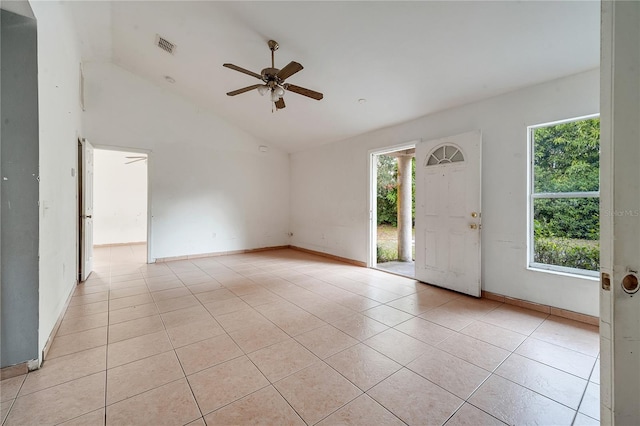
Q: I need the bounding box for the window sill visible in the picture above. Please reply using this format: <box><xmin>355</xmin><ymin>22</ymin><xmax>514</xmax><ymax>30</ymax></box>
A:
<box><xmin>528</xmin><ymin>263</ymin><xmax>599</xmax><ymax>281</ymax></box>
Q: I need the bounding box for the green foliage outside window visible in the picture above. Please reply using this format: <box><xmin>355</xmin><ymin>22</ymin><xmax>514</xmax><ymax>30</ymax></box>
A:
<box><xmin>532</xmin><ymin>117</ymin><xmax>600</xmax><ymax>271</ymax></box>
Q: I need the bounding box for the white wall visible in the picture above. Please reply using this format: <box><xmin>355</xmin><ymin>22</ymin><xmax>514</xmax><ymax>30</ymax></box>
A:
<box><xmin>93</xmin><ymin>149</ymin><xmax>147</xmax><ymax>245</ymax></box>
<box><xmin>30</xmin><ymin>0</ymin><xmax>84</xmax><ymax>359</ymax></box>
<box><xmin>83</xmin><ymin>62</ymin><xmax>290</xmax><ymax>259</ymax></box>
<box><xmin>291</xmin><ymin>69</ymin><xmax>600</xmax><ymax>316</ymax></box>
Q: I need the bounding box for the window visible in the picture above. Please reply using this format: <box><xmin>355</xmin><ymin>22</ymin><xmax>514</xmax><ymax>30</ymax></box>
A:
<box><xmin>528</xmin><ymin>115</ymin><xmax>600</xmax><ymax>276</ymax></box>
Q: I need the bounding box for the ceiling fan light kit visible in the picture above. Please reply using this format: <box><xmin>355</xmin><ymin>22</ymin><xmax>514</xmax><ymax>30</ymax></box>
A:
<box><xmin>223</xmin><ymin>39</ymin><xmax>323</xmax><ymax>111</ymax></box>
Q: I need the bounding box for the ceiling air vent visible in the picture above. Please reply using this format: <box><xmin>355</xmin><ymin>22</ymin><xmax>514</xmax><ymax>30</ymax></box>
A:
<box><xmin>156</xmin><ymin>35</ymin><xmax>176</xmax><ymax>55</ymax></box>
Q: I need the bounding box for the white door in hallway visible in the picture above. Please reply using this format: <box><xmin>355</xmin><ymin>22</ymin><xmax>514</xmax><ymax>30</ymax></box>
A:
<box><xmin>80</xmin><ymin>139</ymin><xmax>94</xmax><ymax>281</ymax></box>
<box><xmin>415</xmin><ymin>131</ymin><xmax>482</xmax><ymax>296</ymax></box>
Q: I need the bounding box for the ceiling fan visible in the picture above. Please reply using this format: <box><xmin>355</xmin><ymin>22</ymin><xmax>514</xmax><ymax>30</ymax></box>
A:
<box><xmin>223</xmin><ymin>40</ymin><xmax>323</xmax><ymax>111</ymax></box>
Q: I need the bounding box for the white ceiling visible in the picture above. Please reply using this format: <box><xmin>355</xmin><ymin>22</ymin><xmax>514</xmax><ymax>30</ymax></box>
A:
<box><xmin>68</xmin><ymin>1</ymin><xmax>600</xmax><ymax>153</ymax></box>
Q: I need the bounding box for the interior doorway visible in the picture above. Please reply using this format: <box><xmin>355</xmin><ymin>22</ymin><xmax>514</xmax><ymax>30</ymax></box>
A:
<box><xmin>92</xmin><ymin>147</ymin><xmax>150</xmax><ymax>264</ymax></box>
<box><xmin>369</xmin><ymin>143</ymin><xmax>416</xmax><ymax>278</ymax></box>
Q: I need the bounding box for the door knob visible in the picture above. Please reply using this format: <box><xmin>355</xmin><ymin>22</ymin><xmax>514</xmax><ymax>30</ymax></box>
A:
<box><xmin>469</xmin><ymin>223</ymin><xmax>478</xmax><ymax>230</ymax></box>
<box><xmin>471</xmin><ymin>212</ymin><xmax>478</xmax><ymax>218</ymax></box>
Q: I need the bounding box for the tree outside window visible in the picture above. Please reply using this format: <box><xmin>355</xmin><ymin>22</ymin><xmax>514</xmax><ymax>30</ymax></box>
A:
<box><xmin>530</xmin><ymin>116</ymin><xmax>600</xmax><ymax>274</ymax></box>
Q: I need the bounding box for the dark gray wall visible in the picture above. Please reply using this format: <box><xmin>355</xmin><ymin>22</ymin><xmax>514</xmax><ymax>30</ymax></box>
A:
<box><xmin>1</xmin><ymin>9</ymin><xmax>40</xmax><ymax>367</ymax></box>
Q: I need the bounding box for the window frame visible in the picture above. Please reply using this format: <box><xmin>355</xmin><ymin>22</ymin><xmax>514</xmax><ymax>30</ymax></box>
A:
<box><xmin>527</xmin><ymin>114</ymin><xmax>600</xmax><ymax>278</ymax></box>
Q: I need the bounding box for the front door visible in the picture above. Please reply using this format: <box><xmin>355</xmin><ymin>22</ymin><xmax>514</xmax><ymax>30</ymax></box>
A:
<box><xmin>415</xmin><ymin>130</ymin><xmax>482</xmax><ymax>296</ymax></box>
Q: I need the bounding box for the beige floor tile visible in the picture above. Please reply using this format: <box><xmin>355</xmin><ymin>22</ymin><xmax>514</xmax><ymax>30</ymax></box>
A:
<box><xmin>107</xmin><ymin>330</ymin><xmax>172</xmax><ymax>368</ymax></box>
<box><xmin>363</xmin><ymin>328</ymin><xmax>431</xmax><ymax>365</ymax></box>
<box><xmin>480</xmin><ymin>305</ymin><xmax>549</xmax><ymax>335</ymax></box>
<box><xmin>394</xmin><ymin>316</ymin><xmax>454</xmax><ymax>346</ymax></box>
<box><xmin>444</xmin><ymin>403</ymin><xmax>506</xmax><ymax>426</ymax></box>
<box><xmin>188</xmin><ymin>356</ymin><xmax>269</xmax><ymax>415</ymax></box>
<box><xmin>64</xmin><ymin>300</ymin><xmax>109</xmax><ymax>319</ymax></box>
<box><xmin>326</xmin><ymin>343</ymin><xmax>401</xmax><ymax>391</ymax></box>
<box><xmin>336</xmin><ymin>294</ymin><xmax>382</xmax><ymax>312</ymax></box>
<box><xmin>165</xmin><ymin>318</ymin><xmax>225</xmax><ymax>348</ymax></box>
<box><xmin>150</xmin><ymin>286</ymin><xmax>191</xmax><ymax>301</ymax></box>
<box><xmin>495</xmin><ymin>353</ymin><xmax>587</xmax><ymax>409</ymax></box>
<box><xmin>214</xmin><ymin>308</ymin><xmax>272</xmax><ymax>333</ymax></box>
<box><xmin>106</xmin><ymin>351</ymin><xmax>184</xmax><ymax>404</ymax></box>
<box><xmin>69</xmin><ymin>291</ymin><xmax>109</xmax><ymax>307</ymax></box>
<box><xmin>185</xmin><ymin>417</ymin><xmax>206</xmax><ymax>426</ymax></box>
<box><xmin>204</xmin><ymin>385</ymin><xmax>304</xmax><ymax>425</ymax></box>
<box><xmin>109</xmin><ymin>285</ymin><xmax>149</xmax><ymax>300</ymax></box>
<box><xmin>591</xmin><ymin>358</ymin><xmax>600</xmax><ymax>384</ymax></box>
<box><xmin>407</xmin><ymin>345</ymin><xmax>490</xmax><ymax>399</ymax></box>
<box><xmin>176</xmin><ymin>334</ymin><xmax>243</xmax><ymax>375</ymax></box>
<box><xmin>269</xmin><ymin>312</ymin><xmax>327</xmax><ymax>336</ymax></box>
<box><xmin>5</xmin><ymin>372</ymin><xmax>105</xmax><ymax>425</ymax></box>
<box><xmin>229</xmin><ymin>323</ymin><xmax>290</xmax><ymax>353</ymax></box>
<box><xmin>248</xmin><ymin>339</ymin><xmax>320</xmax><ymax>382</ymax></box>
<box><xmin>363</xmin><ymin>305</ymin><xmax>414</xmax><ymax>327</ymax></box>
<box><xmin>75</xmin><ymin>283</ymin><xmax>110</xmax><ymax>296</ymax></box>
<box><xmin>109</xmin><ymin>278</ymin><xmax>147</xmax><ymax>290</ymax></box>
<box><xmin>437</xmin><ymin>334</ymin><xmax>510</xmax><ymax>371</ymax></box>
<box><xmin>106</xmin><ymin>378</ymin><xmax>200</xmax><ymax>426</ymax></box>
<box><xmin>330</xmin><ymin>313</ymin><xmax>389</xmax><ymax>341</ymax></box>
<box><xmin>160</xmin><ymin>305</ymin><xmax>213</xmax><ymax>328</ymax></box>
<box><xmin>515</xmin><ymin>338</ymin><xmax>597</xmax><ymax>379</ymax></box>
<box><xmin>579</xmin><ymin>381</ymin><xmax>600</xmax><ymax>420</ymax></box>
<box><xmin>386</xmin><ymin>291</ymin><xmax>459</xmax><ymax>315</ymax></box>
<box><xmin>108</xmin><ymin>293</ymin><xmax>154</xmax><ymax>311</ymax></box>
<box><xmin>186</xmin><ymin>281</ymin><xmax>223</xmax><ymax>294</ymax></box>
<box><xmin>368</xmin><ymin>368</ymin><xmax>463</xmax><ymax>426</ymax></box>
<box><xmin>419</xmin><ymin>307</ymin><xmax>476</xmax><ymax>331</ymax></box>
<box><xmin>274</xmin><ymin>362</ymin><xmax>362</xmax><ymax>424</ymax></box>
<box><xmin>58</xmin><ymin>408</ymin><xmax>105</xmax><ymax>426</ymax></box>
<box><xmin>437</xmin><ymin>296</ymin><xmax>502</xmax><ymax>319</ymax></box>
<box><xmin>531</xmin><ymin>316</ymin><xmax>600</xmax><ymax>357</ymax></box>
<box><xmin>108</xmin><ymin>314</ymin><xmax>165</xmax><ymax>343</ymax></box>
<box><xmin>295</xmin><ymin>325</ymin><xmax>359</xmax><ymax>359</ymax></box>
<box><xmin>203</xmin><ymin>297</ymin><xmax>251</xmax><ymax>316</ymax></box>
<box><xmin>20</xmin><ymin>346</ymin><xmax>106</xmax><ymax>396</ymax></box>
<box><xmin>0</xmin><ymin>375</ymin><xmax>25</xmax><ymax>402</ymax></box>
<box><xmin>305</xmin><ymin>301</ymin><xmax>355</xmax><ymax>322</ymax></box>
<box><xmin>57</xmin><ymin>312</ymin><xmax>109</xmax><ymax>336</ymax></box>
<box><xmin>109</xmin><ymin>302</ymin><xmax>158</xmax><ymax>324</ymax></box>
<box><xmin>317</xmin><ymin>394</ymin><xmax>404</xmax><ymax>426</ymax></box>
<box><xmin>460</xmin><ymin>320</ymin><xmax>527</xmax><ymax>351</ymax></box>
<box><xmin>146</xmin><ymin>279</ymin><xmax>185</xmax><ymax>292</ymax></box>
<box><xmin>468</xmin><ymin>375</ymin><xmax>575</xmax><ymax>425</ymax></box>
<box><xmin>47</xmin><ymin>326</ymin><xmax>107</xmax><ymax>359</ymax></box>
<box><xmin>155</xmin><ymin>294</ymin><xmax>201</xmax><ymax>313</ymax></box>
<box><xmin>0</xmin><ymin>399</ymin><xmax>12</xmax><ymax>424</ymax></box>
<box><xmin>240</xmin><ymin>289</ymin><xmax>283</xmax><ymax>307</ymax></box>
<box><xmin>573</xmin><ymin>412</ymin><xmax>600</xmax><ymax>426</ymax></box>
<box><xmin>145</xmin><ymin>274</ymin><xmax>180</xmax><ymax>286</ymax></box>
<box><xmin>194</xmin><ymin>288</ymin><xmax>237</xmax><ymax>303</ymax></box>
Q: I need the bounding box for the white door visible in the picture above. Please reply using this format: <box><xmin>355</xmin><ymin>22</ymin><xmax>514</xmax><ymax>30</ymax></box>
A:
<box><xmin>80</xmin><ymin>139</ymin><xmax>94</xmax><ymax>281</ymax></box>
<box><xmin>415</xmin><ymin>131</ymin><xmax>482</xmax><ymax>297</ymax></box>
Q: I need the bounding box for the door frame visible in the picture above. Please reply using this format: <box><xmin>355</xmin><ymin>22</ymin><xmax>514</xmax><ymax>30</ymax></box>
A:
<box><xmin>91</xmin><ymin>144</ymin><xmax>154</xmax><ymax>264</ymax></box>
<box><xmin>368</xmin><ymin>140</ymin><xmax>420</xmax><ymax>268</ymax></box>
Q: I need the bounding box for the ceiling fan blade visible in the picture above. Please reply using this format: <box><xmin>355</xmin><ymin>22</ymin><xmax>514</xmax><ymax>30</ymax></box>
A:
<box><xmin>226</xmin><ymin>84</ymin><xmax>263</xmax><ymax>96</ymax></box>
<box><xmin>275</xmin><ymin>98</ymin><xmax>286</xmax><ymax>110</ymax></box>
<box><xmin>276</xmin><ymin>61</ymin><xmax>303</xmax><ymax>81</ymax></box>
<box><xmin>223</xmin><ymin>63</ymin><xmax>262</xmax><ymax>80</ymax></box>
<box><xmin>285</xmin><ymin>84</ymin><xmax>323</xmax><ymax>100</ymax></box>
<box><xmin>125</xmin><ymin>156</ymin><xmax>146</xmax><ymax>159</ymax></box>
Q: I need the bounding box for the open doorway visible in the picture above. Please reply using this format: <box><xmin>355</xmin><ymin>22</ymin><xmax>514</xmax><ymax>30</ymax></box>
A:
<box><xmin>92</xmin><ymin>148</ymin><xmax>149</xmax><ymax>264</ymax></box>
<box><xmin>369</xmin><ymin>143</ymin><xmax>416</xmax><ymax>278</ymax></box>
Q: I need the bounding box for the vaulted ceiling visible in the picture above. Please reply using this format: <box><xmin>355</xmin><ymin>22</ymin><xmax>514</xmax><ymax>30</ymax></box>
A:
<box><xmin>68</xmin><ymin>1</ymin><xmax>600</xmax><ymax>152</ymax></box>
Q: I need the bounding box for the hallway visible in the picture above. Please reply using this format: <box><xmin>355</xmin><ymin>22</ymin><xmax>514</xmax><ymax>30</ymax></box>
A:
<box><xmin>2</xmin><ymin>245</ymin><xmax>599</xmax><ymax>425</ymax></box>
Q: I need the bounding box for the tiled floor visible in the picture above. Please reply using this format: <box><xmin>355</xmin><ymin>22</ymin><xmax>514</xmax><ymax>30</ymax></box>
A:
<box><xmin>1</xmin><ymin>245</ymin><xmax>600</xmax><ymax>425</ymax></box>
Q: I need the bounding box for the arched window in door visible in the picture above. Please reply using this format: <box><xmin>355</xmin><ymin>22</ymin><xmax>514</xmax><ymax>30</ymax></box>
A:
<box><xmin>425</xmin><ymin>144</ymin><xmax>464</xmax><ymax>166</ymax></box>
